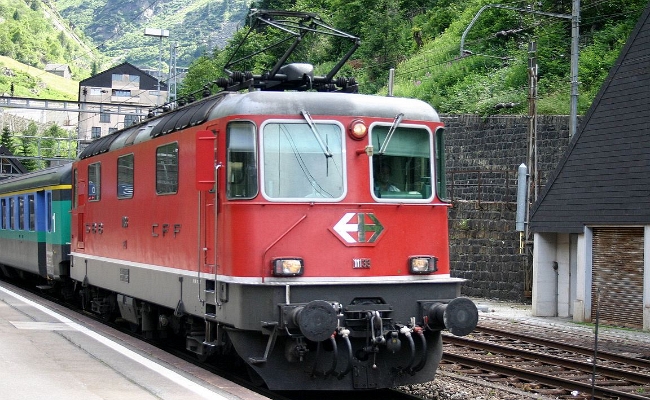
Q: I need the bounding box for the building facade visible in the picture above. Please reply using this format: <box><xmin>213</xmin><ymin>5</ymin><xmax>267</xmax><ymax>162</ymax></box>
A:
<box><xmin>45</xmin><ymin>64</ymin><xmax>72</xmax><ymax>79</ymax></box>
<box><xmin>77</xmin><ymin>62</ymin><xmax>168</xmax><ymax>143</ymax></box>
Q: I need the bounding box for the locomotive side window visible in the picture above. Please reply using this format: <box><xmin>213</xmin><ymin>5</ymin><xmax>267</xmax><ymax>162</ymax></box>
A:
<box><xmin>262</xmin><ymin>121</ymin><xmax>345</xmax><ymax>200</ymax></box>
<box><xmin>88</xmin><ymin>162</ymin><xmax>101</xmax><ymax>201</ymax></box>
<box><xmin>370</xmin><ymin>125</ymin><xmax>433</xmax><ymax>201</ymax></box>
<box><xmin>435</xmin><ymin>127</ymin><xmax>447</xmax><ymax>200</ymax></box>
<box><xmin>117</xmin><ymin>154</ymin><xmax>134</xmax><ymax>199</ymax></box>
<box><xmin>156</xmin><ymin>142</ymin><xmax>178</xmax><ymax>195</ymax></box>
<box><xmin>227</xmin><ymin>121</ymin><xmax>258</xmax><ymax>199</ymax></box>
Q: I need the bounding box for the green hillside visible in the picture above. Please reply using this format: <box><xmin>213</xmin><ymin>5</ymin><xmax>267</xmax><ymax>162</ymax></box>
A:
<box><xmin>389</xmin><ymin>0</ymin><xmax>645</xmax><ymax>115</ymax></box>
<box><xmin>0</xmin><ymin>55</ymin><xmax>78</xmax><ymax>100</ymax></box>
<box><xmin>0</xmin><ymin>0</ymin><xmax>99</xmax><ymax>80</ymax></box>
<box><xmin>181</xmin><ymin>0</ymin><xmax>647</xmax><ymax>116</ymax></box>
<box><xmin>0</xmin><ymin>0</ymin><xmax>646</xmax><ymax>115</ymax></box>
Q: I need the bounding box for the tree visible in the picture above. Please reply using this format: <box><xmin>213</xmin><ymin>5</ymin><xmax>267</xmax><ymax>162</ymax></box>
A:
<box><xmin>17</xmin><ymin>122</ymin><xmax>38</xmax><ymax>171</ymax></box>
<box><xmin>1</xmin><ymin>126</ymin><xmax>15</xmax><ymax>154</ymax></box>
<box><xmin>41</xmin><ymin>124</ymin><xmax>76</xmax><ymax>166</ymax></box>
<box><xmin>177</xmin><ymin>55</ymin><xmax>224</xmax><ymax>99</ymax></box>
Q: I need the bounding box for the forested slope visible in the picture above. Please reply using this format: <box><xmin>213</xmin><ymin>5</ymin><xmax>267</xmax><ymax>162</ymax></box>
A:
<box><xmin>180</xmin><ymin>0</ymin><xmax>647</xmax><ymax>115</ymax></box>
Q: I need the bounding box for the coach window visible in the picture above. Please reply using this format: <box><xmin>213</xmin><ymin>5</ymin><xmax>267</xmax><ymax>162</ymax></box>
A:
<box><xmin>0</xmin><ymin>198</ymin><xmax>5</xmax><ymax>229</ymax></box>
<box><xmin>18</xmin><ymin>196</ymin><xmax>25</xmax><ymax>230</ymax></box>
<box><xmin>8</xmin><ymin>197</ymin><xmax>15</xmax><ymax>230</ymax></box>
<box><xmin>28</xmin><ymin>194</ymin><xmax>35</xmax><ymax>231</ymax></box>
<box><xmin>370</xmin><ymin>125</ymin><xmax>433</xmax><ymax>201</ymax></box>
<box><xmin>262</xmin><ymin>121</ymin><xmax>345</xmax><ymax>200</ymax></box>
<box><xmin>117</xmin><ymin>154</ymin><xmax>134</xmax><ymax>199</ymax></box>
<box><xmin>45</xmin><ymin>192</ymin><xmax>53</xmax><ymax>233</ymax></box>
<box><xmin>227</xmin><ymin>121</ymin><xmax>257</xmax><ymax>199</ymax></box>
<box><xmin>156</xmin><ymin>143</ymin><xmax>178</xmax><ymax>194</ymax></box>
<box><xmin>88</xmin><ymin>163</ymin><xmax>101</xmax><ymax>201</ymax></box>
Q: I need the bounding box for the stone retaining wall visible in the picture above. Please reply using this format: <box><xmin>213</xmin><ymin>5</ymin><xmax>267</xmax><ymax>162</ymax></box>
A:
<box><xmin>442</xmin><ymin>114</ymin><xmax>572</xmax><ymax>301</ymax></box>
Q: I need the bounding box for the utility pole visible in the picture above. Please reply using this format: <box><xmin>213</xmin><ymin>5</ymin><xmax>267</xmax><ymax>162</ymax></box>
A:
<box><xmin>570</xmin><ymin>0</ymin><xmax>580</xmax><ymax>138</ymax></box>
<box><xmin>169</xmin><ymin>42</ymin><xmax>177</xmax><ymax>103</ymax></box>
<box><xmin>528</xmin><ymin>41</ymin><xmax>538</xmax><ymax>201</ymax></box>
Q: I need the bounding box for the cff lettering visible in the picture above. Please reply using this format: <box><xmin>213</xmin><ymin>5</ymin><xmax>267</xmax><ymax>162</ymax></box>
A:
<box><xmin>152</xmin><ymin>223</ymin><xmax>182</xmax><ymax>238</ymax></box>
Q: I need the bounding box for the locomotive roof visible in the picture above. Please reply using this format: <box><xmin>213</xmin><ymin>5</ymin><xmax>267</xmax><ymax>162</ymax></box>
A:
<box><xmin>0</xmin><ymin>163</ymin><xmax>72</xmax><ymax>195</ymax></box>
<box><xmin>209</xmin><ymin>91</ymin><xmax>440</xmax><ymax>121</ymax></box>
<box><xmin>78</xmin><ymin>91</ymin><xmax>440</xmax><ymax>160</ymax></box>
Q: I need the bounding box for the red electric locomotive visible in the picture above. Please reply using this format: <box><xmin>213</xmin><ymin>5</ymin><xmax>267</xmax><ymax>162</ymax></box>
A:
<box><xmin>69</xmin><ymin>10</ymin><xmax>477</xmax><ymax>391</ymax></box>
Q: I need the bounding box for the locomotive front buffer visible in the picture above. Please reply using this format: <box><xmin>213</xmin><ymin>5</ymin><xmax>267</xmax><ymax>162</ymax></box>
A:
<box><xmin>269</xmin><ymin>297</ymin><xmax>478</xmax><ymax>385</ymax></box>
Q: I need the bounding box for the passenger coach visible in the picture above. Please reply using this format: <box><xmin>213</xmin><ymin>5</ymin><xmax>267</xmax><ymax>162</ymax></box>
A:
<box><xmin>0</xmin><ymin>164</ymin><xmax>71</xmax><ymax>281</ymax></box>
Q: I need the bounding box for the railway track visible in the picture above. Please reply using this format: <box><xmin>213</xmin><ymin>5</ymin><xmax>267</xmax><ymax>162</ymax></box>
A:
<box><xmin>441</xmin><ymin>324</ymin><xmax>650</xmax><ymax>399</ymax></box>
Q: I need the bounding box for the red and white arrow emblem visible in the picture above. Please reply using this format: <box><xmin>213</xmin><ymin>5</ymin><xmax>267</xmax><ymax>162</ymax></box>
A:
<box><xmin>331</xmin><ymin>212</ymin><xmax>384</xmax><ymax>246</ymax></box>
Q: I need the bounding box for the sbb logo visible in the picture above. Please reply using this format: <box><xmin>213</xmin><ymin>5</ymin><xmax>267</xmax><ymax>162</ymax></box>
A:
<box><xmin>331</xmin><ymin>212</ymin><xmax>384</xmax><ymax>246</ymax></box>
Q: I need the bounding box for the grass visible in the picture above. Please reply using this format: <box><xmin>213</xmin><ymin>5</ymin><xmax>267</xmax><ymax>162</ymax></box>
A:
<box><xmin>0</xmin><ymin>56</ymin><xmax>79</xmax><ymax>100</ymax></box>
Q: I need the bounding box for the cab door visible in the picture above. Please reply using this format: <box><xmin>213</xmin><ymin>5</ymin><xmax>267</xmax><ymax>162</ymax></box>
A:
<box><xmin>72</xmin><ymin>168</ymin><xmax>86</xmax><ymax>249</ymax></box>
<box><xmin>196</xmin><ymin>128</ymin><xmax>218</xmax><ymax>282</ymax></box>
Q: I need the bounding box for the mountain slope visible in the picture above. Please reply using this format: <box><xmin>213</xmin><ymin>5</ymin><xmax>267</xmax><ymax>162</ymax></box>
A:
<box><xmin>51</xmin><ymin>0</ymin><xmax>250</xmax><ymax>70</ymax></box>
<box><xmin>0</xmin><ymin>55</ymin><xmax>78</xmax><ymax>99</ymax></box>
<box><xmin>0</xmin><ymin>0</ymin><xmax>98</xmax><ymax>79</ymax></box>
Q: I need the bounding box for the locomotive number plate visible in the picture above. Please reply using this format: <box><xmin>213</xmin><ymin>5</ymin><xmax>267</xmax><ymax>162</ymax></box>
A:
<box><xmin>353</xmin><ymin>258</ymin><xmax>371</xmax><ymax>269</ymax></box>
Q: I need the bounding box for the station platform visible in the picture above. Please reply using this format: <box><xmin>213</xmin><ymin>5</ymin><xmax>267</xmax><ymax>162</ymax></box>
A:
<box><xmin>0</xmin><ymin>282</ymin><xmax>269</xmax><ymax>400</ymax></box>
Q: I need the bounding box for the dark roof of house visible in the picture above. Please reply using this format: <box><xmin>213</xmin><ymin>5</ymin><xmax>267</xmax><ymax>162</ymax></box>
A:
<box><xmin>0</xmin><ymin>145</ymin><xmax>28</xmax><ymax>177</ymax></box>
<box><xmin>530</xmin><ymin>2</ymin><xmax>650</xmax><ymax>233</ymax></box>
<box><xmin>79</xmin><ymin>62</ymin><xmax>167</xmax><ymax>91</ymax></box>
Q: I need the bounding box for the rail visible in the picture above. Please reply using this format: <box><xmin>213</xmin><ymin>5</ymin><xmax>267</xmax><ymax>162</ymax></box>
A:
<box><xmin>442</xmin><ymin>324</ymin><xmax>650</xmax><ymax>399</ymax></box>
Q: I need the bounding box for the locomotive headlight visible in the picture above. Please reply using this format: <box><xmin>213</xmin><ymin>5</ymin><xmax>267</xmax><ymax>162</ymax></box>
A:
<box><xmin>348</xmin><ymin>119</ymin><xmax>368</xmax><ymax>140</ymax></box>
<box><xmin>272</xmin><ymin>258</ymin><xmax>304</xmax><ymax>276</ymax></box>
<box><xmin>409</xmin><ymin>256</ymin><xmax>438</xmax><ymax>274</ymax></box>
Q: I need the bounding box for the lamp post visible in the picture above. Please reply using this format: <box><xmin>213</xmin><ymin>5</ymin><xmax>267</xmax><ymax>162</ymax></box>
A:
<box><xmin>144</xmin><ymin>28</ymin><xmax>169</xmax><ymax>107</ymax></box>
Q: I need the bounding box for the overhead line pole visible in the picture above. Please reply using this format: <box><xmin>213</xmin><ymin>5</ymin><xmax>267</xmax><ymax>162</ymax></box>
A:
<box><xmin>570</xmin><ymin>0</ymin><xmax>581</xmax><ymax>138</ymax></box>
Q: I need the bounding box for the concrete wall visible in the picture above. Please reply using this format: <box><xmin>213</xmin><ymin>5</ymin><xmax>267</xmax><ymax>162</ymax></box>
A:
<box><xmin>531</xmin><ymin>232</ymin><xmax>572</xmax><ymax>317</ymax></box>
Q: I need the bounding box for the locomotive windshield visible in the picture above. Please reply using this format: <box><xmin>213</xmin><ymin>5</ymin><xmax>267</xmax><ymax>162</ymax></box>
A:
<box><xmin>371</xmin><ymin>125</ymin><xmax>434</xmax><ymax>201</ymax></box>
<box><xmin>262</xmin><ymin>121</ymin><xmax>345</xmax><ymax>200</ymax></box>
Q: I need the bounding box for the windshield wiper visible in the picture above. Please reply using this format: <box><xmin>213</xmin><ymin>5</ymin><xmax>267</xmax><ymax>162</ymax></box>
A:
<box><xmin>378</xmin><ymin>113</ymin><xmax>404</xmax><ymax>155</ymax></box>
<box><xmin>301</xmin><ymin>110</ymin><xmax>332</xmax><ymax>158</ymax></box>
